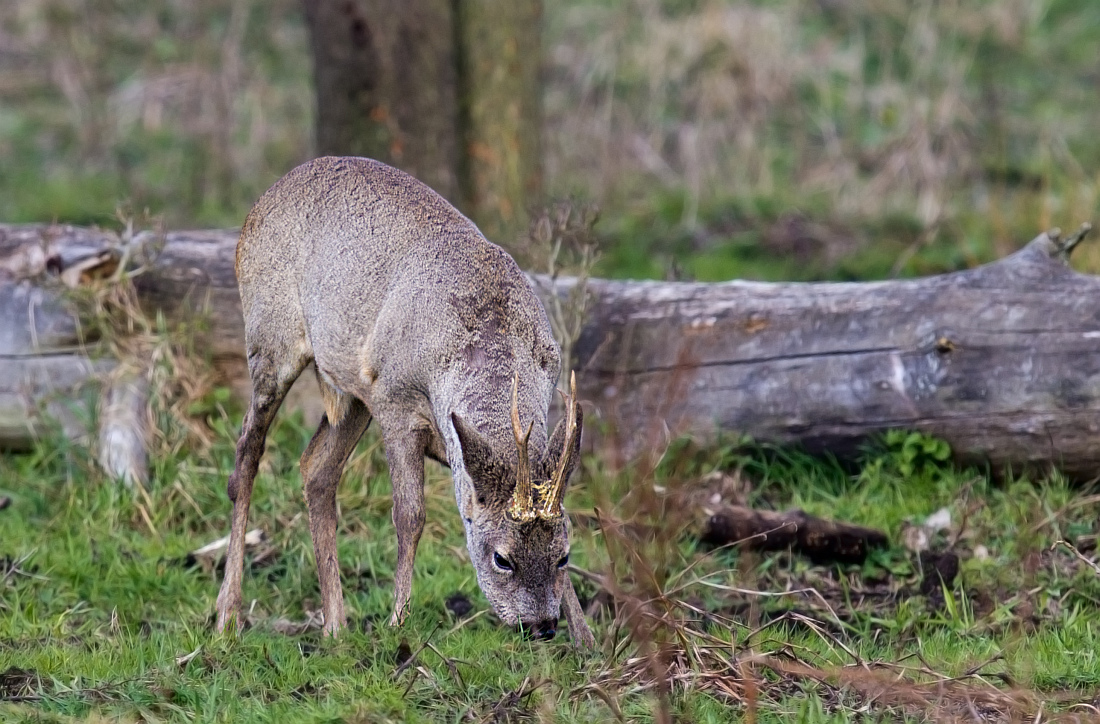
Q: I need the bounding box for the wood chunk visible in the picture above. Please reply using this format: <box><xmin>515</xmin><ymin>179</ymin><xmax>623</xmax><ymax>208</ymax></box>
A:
<box><xmin>700</xmin><ymin>505</ymin><xmax>889</xmax><ymax>564</ymax></box>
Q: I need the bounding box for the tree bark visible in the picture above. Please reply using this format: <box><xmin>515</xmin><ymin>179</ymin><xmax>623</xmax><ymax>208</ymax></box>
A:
<box><xmin>456</xmin><ymin>0</ymin><xmax>543</xmax><ymax>240</ymax></box>
<box><xmin>304</xmin><ymin>0</ymin><xmax>461</xmax><ymax>202</ymax></box>
<box><xmin>1</xmin><ymin>223</ymin><xmax>1098</xmax><ymax>479</ymax></box>
<box><xmin>304</xmin><ymin>0</ymin><xmax>543</xmax><ymax>240</ymax></box>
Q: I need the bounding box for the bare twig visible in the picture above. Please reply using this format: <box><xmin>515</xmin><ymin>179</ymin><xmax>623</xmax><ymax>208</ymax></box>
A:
<box><xmin>1052</xmin><ymin>539</ymin><xmax>1100</xmax><ymax>576</ymax></box>
<box><xmin>393</xmin><ymin>622</ymin><xmax>443</xmax><ymax>678</ymax></box>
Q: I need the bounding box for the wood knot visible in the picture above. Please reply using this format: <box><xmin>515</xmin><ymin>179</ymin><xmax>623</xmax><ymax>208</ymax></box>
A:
<box><xmin>744</xmin><ymin>316</ymin><xmax>768</xmax><ymax>333</ymax></box>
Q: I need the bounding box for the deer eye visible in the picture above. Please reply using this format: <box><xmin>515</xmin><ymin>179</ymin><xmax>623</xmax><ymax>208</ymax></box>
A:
<box><xmin>557</xmin><ymin>553</ymin><xmax>569</xmax><ymax>568</ymax></box>
<box><xmin>493</xmin><ymin>552</ymin><xmax>513</xmax><ymax>572</ymax></box>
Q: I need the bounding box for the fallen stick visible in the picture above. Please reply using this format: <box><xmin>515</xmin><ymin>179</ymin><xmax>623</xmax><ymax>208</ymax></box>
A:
<box><xmin>189</xmin><ymin>528</ymin><xmax>266</xmax><ymax>559</ymax></box>
<box><xmin>700</xmin><ymin>505</ymin><xmax>889</xmax><ymax>564</ymax></box>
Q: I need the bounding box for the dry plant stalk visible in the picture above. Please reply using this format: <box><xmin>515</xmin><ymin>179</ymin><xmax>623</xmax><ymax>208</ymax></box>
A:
<box><xmin>522</xmin><ymin>201</ymin><xmax>602</xmax><ymax>392</ymax></box>
<box><xmin>577</xmin><ymin>407</ymin><xmax>733</xmax><ymax>720</ymax></box>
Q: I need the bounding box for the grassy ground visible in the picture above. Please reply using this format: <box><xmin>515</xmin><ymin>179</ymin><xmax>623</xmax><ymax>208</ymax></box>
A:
<box><xmin>546</xmin><ymin>0</ymin><xmax>1100</xmax><ymax>281</ymax></box>
<box><xmin>4</xmin><ymin>0</ymin><xmax>1100</xmax><ymax>721</ymax></box>
<box><xmin>3</xmin><ymin>396</ymin><xmax>1100</xmax><ymax>721</ymax></box>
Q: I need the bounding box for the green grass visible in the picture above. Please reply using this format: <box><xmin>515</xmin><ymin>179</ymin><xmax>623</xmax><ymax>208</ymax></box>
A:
<box><xmin>3</xmin><ymin>408</ymin><xmax>1100</xmax><ymax>721</ymax></box>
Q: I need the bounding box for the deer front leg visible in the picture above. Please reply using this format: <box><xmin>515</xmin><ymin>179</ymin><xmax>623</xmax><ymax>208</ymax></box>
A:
<box><xmin>561</xmin><ymin>576</ymin><xmax>596</xmax><ymax>650</ymax></box>
<box><xmin>300</xmin><ymin>398</ymin><xmax>372</xmax><ymax>637</ymax></box>
<box><xmin>383</xmin><ymin>424</ymin><xmax>428</xmax><ymax>627</ymax></box>
<box><xmin>216</xmin><ymin>374</ymin><xmax>294</xmax><ymax>634</ymax></box>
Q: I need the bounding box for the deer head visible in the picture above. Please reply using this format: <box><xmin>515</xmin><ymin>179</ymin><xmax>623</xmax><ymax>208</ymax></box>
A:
<box><xmin>450</xmin><ymin>373</ymin><xmax>583</xmax><ymax>639</ymax></box>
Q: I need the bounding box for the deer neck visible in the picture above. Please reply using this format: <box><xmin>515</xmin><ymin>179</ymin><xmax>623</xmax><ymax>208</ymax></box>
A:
<box><xmin>435</xmin><ymin>368</ymin><xmax>550</xmax><ymax>515</ymax></box>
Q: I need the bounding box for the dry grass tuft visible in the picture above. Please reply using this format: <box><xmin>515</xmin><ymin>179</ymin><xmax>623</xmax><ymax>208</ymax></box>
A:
<box><xmin>64</xmin><ymin>213</ymin><xmax>226</xmax><ymax>461</ymax></box>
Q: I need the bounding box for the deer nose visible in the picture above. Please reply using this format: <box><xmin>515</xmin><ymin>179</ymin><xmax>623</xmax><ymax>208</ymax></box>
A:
<box><xmin>530</xmin><ymin>619</ymin><xmax>557</xmax><ymax>641</ymax></box>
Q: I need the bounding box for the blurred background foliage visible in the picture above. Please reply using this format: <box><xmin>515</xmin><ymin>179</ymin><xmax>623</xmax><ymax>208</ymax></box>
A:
<box><xmin>1</xmin><ymin>0</ymin><xmax>1097</xmax><ymax>281</ymax></box>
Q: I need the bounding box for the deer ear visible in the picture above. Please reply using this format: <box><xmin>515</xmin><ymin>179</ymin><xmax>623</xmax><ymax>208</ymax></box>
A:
<box><xmin>541</xmin><ymin>404</ymin><xmax>584</xmax><ymax>487</ymax></box>
<box><xmin>451</xmin><ymin>413</ymin><xmax>509</xmax><ymax>504</ymax></box>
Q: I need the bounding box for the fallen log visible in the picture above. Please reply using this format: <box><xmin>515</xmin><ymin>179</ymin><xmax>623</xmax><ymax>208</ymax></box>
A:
<box><xmin>1</xmin><ymin>222</ymin><xmax>1098</xmax><ymax>478</ymax></box>
<box><xmin>568</xmin><ymin>222</ymin><xmax>1100</xmax><ymax>479</ymax></box>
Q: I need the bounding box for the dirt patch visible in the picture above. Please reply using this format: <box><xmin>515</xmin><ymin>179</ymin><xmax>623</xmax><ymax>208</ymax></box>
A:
<box><xmin>0</xmin><ymin>666</ymin><xmax>43</xmax><ymax>701</ymax></box>
<box><xmin>0</xmin><ymin>554</ymin><xmax>39</xmax><ymax>582</ymax></box>
<box><xmin>393</xmin><ymin>639</ymin><xmax>413</xmax><ymax>668</ymax></box>
<box><xmin>289</xmin><ymin>681</ymin><xmax>320</xmax><ymax>701</ymax></box>
<box><xmin>919</xmin><ymin>550</ymin><xmax>960</xmax><ymax>596</ymax></box>
<box><xmin>445</xmin><ymin>592</ymin><xmax>473</xmax><ymax>618</ymax></box>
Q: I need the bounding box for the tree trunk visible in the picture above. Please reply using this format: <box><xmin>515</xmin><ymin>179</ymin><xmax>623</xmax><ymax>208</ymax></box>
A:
<box><xmin>456</xmin><ymin>0</ymin><xmax>543</xmax><ymax>240</ymax></box>
<box><xmin>304</xmin><ymin>0</ymin><xmax>460</xmax><ymax>202</ymax></box>
<box><xmin>1</xmin><ymin>223</ymin><xmax>1098</xmax><ymax>480</ymax></box>
<box><xmin>303</xmin><ymin>0</ymin><xmax>543</xmax><ymax>240</ymax></box>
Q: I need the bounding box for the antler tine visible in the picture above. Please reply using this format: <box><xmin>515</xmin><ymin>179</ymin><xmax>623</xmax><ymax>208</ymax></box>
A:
<box><xmin>541</xmin><ymin>371</ymin><xmax>579</xmax><ymax>519</ymax></box>
<box><xmin>509</xmin><ymin>373</ymin><xmax>535</xmax><ymax>520</ymax></box>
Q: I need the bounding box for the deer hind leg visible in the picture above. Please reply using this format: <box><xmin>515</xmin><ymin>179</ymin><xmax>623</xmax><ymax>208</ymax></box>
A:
<box><xmin>381</xmin><ymin>423</ymin><xmax>429</xmax><ymax>627</ymax></box>
<box><xmin>300</xmin><ymin>385</ymin><xmax>372</xmax><ymax>637</ymax></box>
<box><xmin>216</xmin><ymin>348</ymin><xmax>307</xmax><ymax>634</ymax></box>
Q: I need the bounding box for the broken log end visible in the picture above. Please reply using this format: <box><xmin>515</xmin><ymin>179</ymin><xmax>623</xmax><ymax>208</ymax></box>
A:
<box><xmin>1056</xmin><ymin>222</ymin><xmax>1093</xmax><ymax>259</ymax></box>
<box><xmin>1020</xmin><ymin>222</ymin><xmax>1094</xmax><ymax>266</ymax></box>
<box><xmin>97</xmin><ymin>367</ymin><xmax>151</xmax><ymax>488</ymax></box>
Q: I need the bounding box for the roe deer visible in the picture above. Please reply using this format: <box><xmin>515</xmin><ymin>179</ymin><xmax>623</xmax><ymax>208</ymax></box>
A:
<box><xmin>216</xmin><ymin>156</ymin><xmax>595</xmax><ymax>647</ymax></box>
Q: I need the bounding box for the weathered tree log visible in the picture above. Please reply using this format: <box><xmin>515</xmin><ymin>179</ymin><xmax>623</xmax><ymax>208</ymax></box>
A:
<box><xmin>1</xmin><ymin>222</ymin><xmax>1098</xmax><ymax>479</ymax></box>
<box><xmin>566</xmin><ymin>223</ymin><xmax>1100</xmax><ymax>479</ymax></box>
